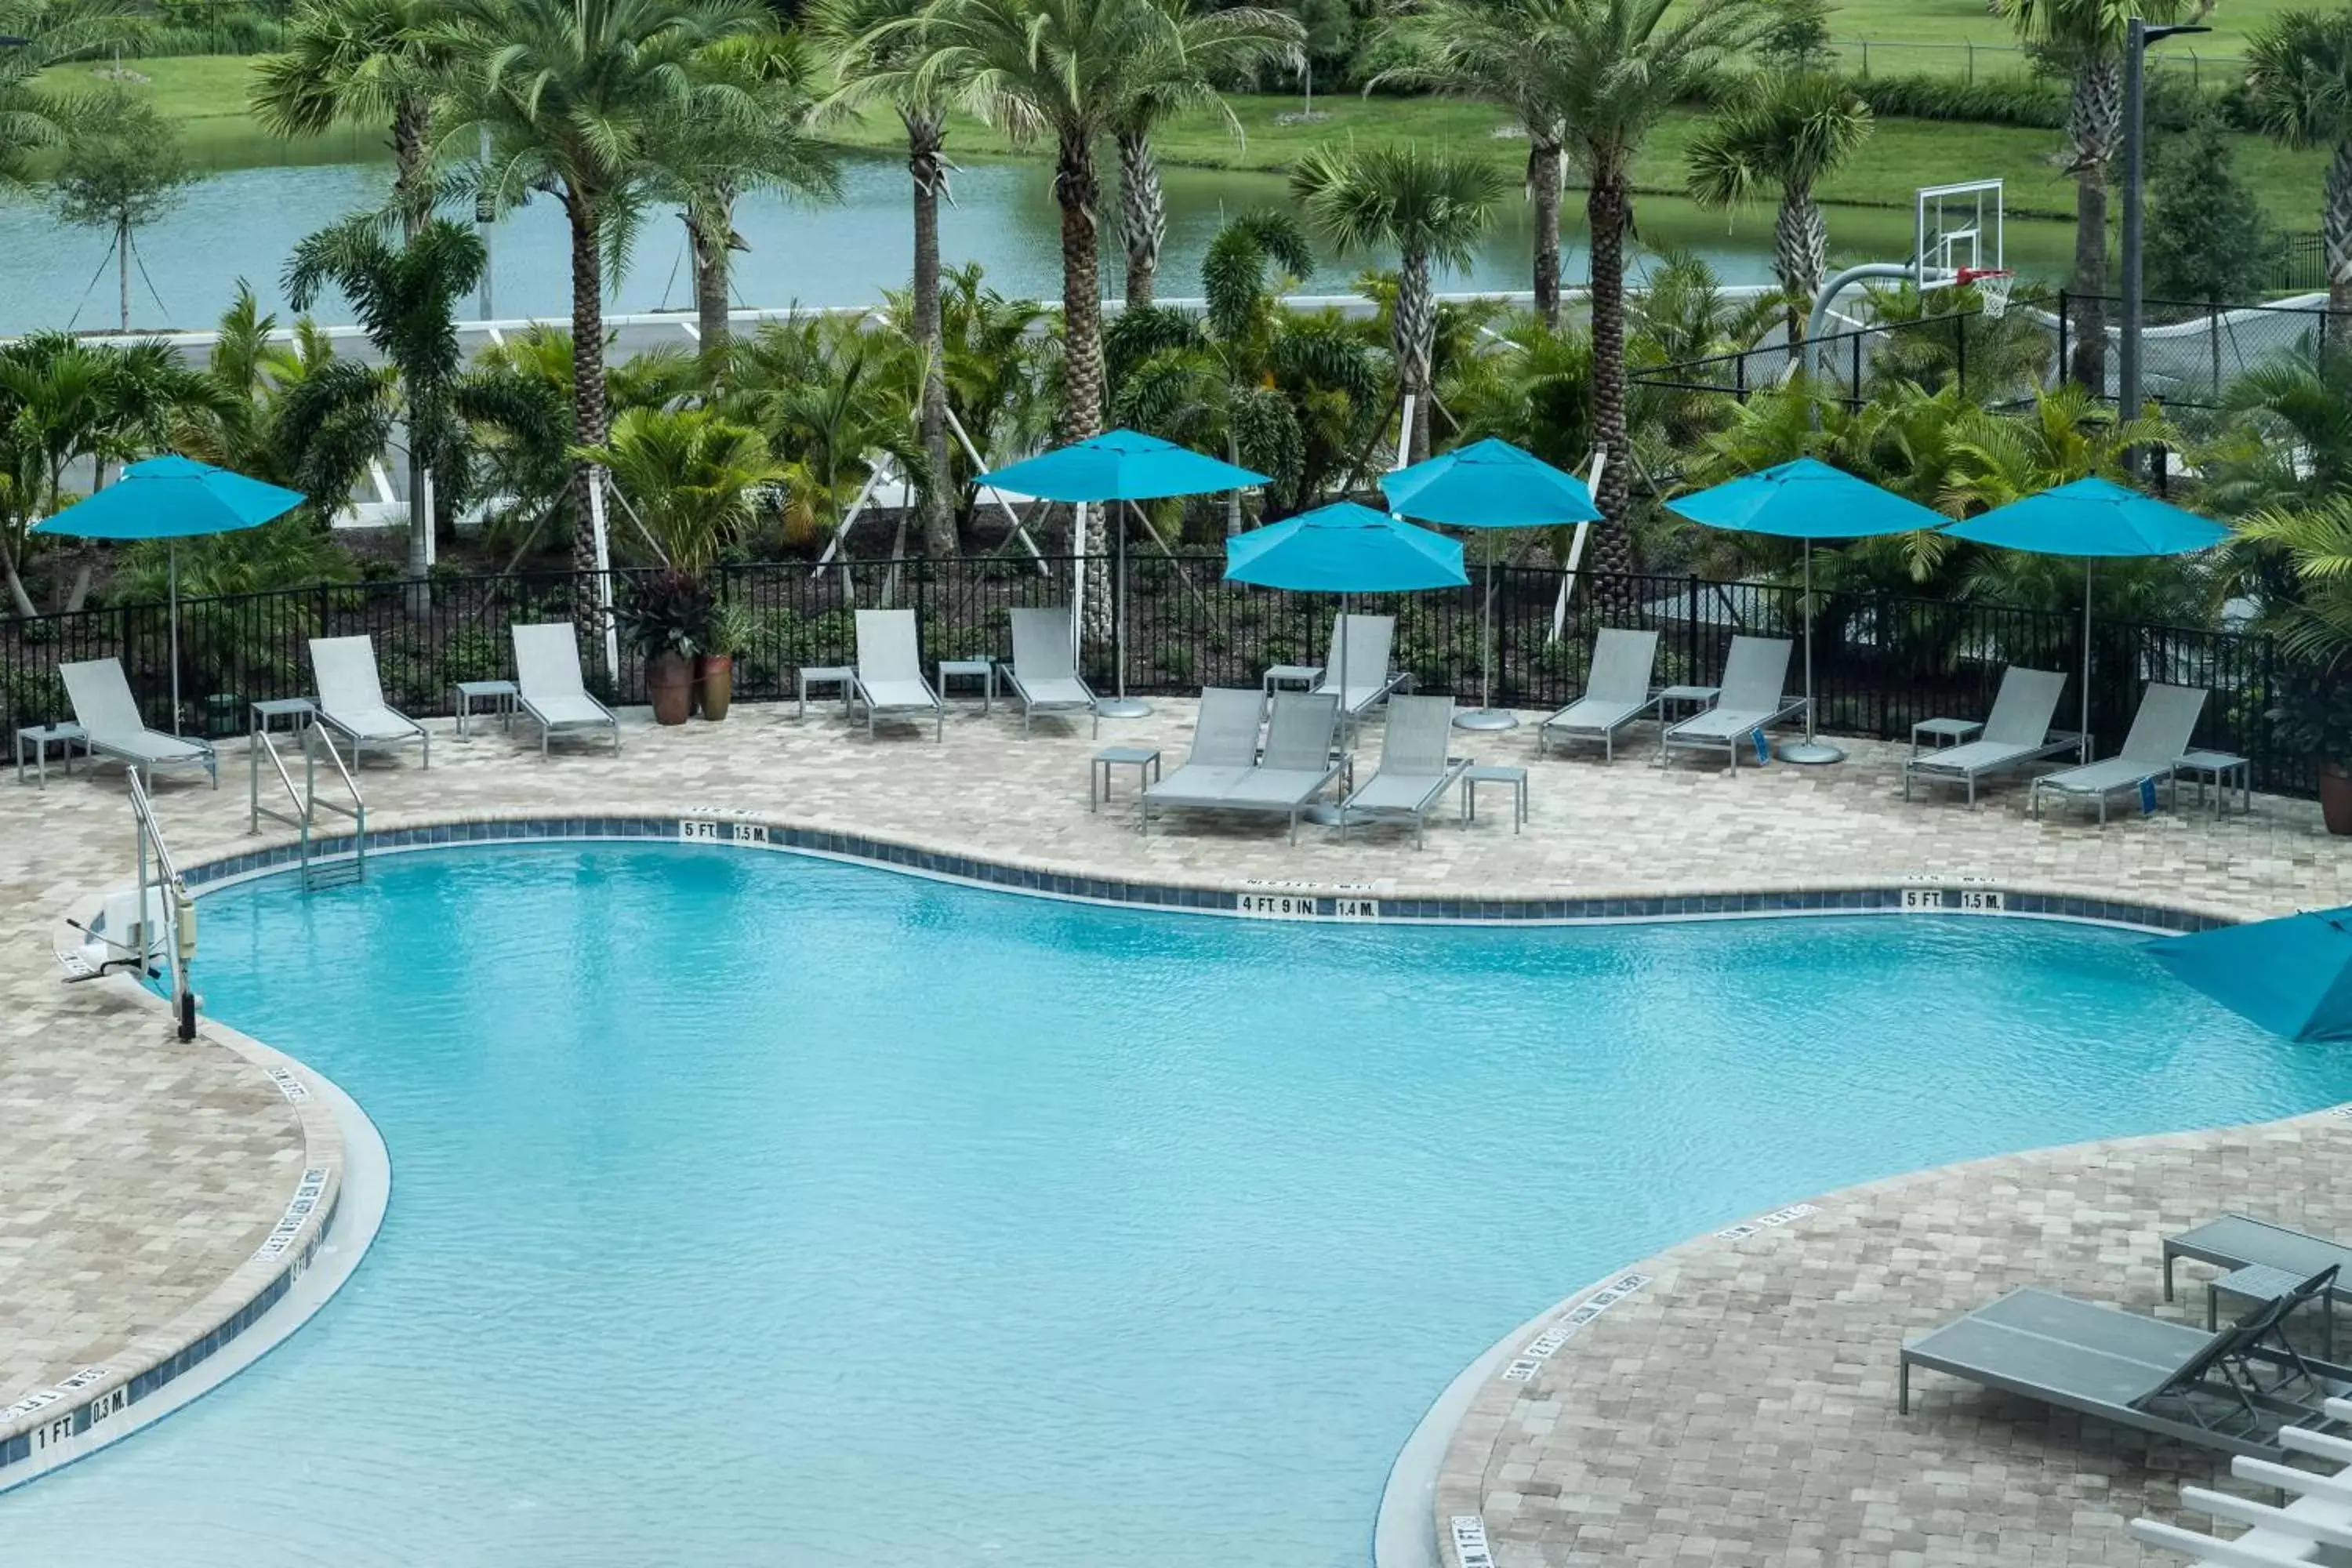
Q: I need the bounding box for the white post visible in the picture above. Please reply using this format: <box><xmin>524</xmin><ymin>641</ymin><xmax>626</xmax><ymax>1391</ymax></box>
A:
<box><xmin>1550</xmin><ymin>452</ymin><xmax>1607</xmax><ymax>644</ymax></box>
<box><xmin>1070</xmin><ymin>500</ymin><xmax>1088</xmax><ymax>662</ymax></box>
<box><xmin>1390</xmin><ymin>396</ymin><xmax>1416</xmax><ymax>471</ymax></box>
<box><xmin>588</xmin><ymin>468</ymin><xmax>619</xmax><ymax>685</ymax></box>
<box><xmin>422</xmin><ymin>467</ymin><xmax>437</xmax><ymax>568</ymax></box>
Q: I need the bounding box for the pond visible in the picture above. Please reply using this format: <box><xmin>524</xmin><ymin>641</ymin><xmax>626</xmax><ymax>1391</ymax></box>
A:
<box><xmin>1</xmin><ymin>147</ymin><xmax>2075</xmax><ymax>337</ymax></box>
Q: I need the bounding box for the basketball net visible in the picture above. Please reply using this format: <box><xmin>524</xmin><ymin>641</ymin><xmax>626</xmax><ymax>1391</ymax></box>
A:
<box><xmin>1955</xmin><ymin>267</ymin><xmax>2014</xmax><ymax>319</ymax></box>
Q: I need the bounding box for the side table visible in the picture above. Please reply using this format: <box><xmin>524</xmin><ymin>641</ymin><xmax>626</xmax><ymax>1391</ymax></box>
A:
<box><xmin>2207</xmin><ymin>1261</ymin><xmax>2334</xmax><ymax>1356</ymax></box>
<box><xmin>453</xmin><ymin>680</ymin><xmax>518</xmax><ymax>738</ymax></box>
<box><xmin>1091</xmin><ymin>745</ymin><xmax>1161</xmax><ymax>813</ymax></box>
<box><xmin>1911</xmin><ymin>717</ymin><xmax>1983</xmax><ymax>757</ymax></box>
<box><xmin>1461</xmin><ymin>764</ymin><xmax>1529</xmax><ymax>832</ymax></box>
<box><xmin>938</xmin><ymin>658</ymin><xmax>996</xmax><ymax>714</ymax></box>
<box><xmin>2172</xmin><ymin>750</ymin><xmax>2251</xmax><ymax>818</ymax></box>
<box><xmin>14</xmin><ymin>721</ymin><xmax>87</xmax><ymax>788</ymax></box>
<box><xmin>797</xmin><ymin>665</ymin><xmax>855</xmax><ymax>720</ymax></box>
<box><xmin>1263</xmin><ymin>663</ymin><xmax>1322</xmax><ymax>695</ymax></box>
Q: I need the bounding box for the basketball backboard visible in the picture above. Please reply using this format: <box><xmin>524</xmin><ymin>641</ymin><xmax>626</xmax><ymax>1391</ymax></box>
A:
<box><xmin>1915</xmin><ymin>180</ymin><xmax>2005</xmax><ymax>283</ymax></box>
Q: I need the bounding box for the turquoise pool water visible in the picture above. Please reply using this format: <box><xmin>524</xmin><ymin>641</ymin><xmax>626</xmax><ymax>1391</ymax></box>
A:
<box><xmin>4</xmin><ymin>845</ymin><xmax>2341</xmax><ymax>1566</ymax></box>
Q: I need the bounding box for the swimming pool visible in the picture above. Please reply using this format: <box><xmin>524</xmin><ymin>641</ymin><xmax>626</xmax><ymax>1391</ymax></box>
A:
<box><xmin>5</xmin><ymin>844</ymin><xmax>2341</xmax><ymax>1566</ymax></box>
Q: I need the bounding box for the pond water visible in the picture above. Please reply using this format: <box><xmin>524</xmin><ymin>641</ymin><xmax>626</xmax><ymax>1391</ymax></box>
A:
<box><xmin>4</xmin><ymin>148</ymin><xmax>2074</xmax><ymax>336</ymax></box>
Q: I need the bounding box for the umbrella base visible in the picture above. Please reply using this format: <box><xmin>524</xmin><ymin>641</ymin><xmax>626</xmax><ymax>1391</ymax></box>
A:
<box><xmin>1453</xmin><ymin>709</ymin><xmax>1520</xmax><ymax>732</ymax></box>
<box><xmin>1777</xmin><ymin>740</ymin><xmax>1846</xmax><ymax>766</ymax></box>
<box><xmin>1095</xmin><ymin>698</ymin><xmax>1152</xmax><ymax>720</ymax></box>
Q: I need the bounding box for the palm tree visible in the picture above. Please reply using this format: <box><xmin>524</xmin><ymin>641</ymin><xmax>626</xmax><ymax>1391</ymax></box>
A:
<box><xmin>811</xmin><ymin>0</ymin><xmax>960</xmax><ymax>559</ymax></box>
<box><xmin>2245</xmin><ymin>9</ymin><xmax>2352</xmax><ymax>339</ymax></box>
<box><xmin>1374</xmin><ymin>0</ymin><xmax>1573</xmax><ymax>328</ymax></box>
<box><xmin>1684</xmin><ymin>71</ymin><xmax>1874</xmax><ymax>349</ymax></box>
<box><xmin>873</xmin><ymin>0</ymin><xmax>1263</xmax><ymax>445</ymax></box>
<box><xmin>285</xmin><ymin>215</ymin><xmax>488</xmax><ymax>596</ymax></box>
<box><xmin>1548</xmin><ymin>0</ymin><xmax>1764</xmax><ymax>560</ymax></box>
<box><xmin>433</xmin><ymin>0</ymin><xmax>773</xmax><ymax>612</ymax></box>
<box><xmin>1998</xmin><ymin>0</ymin><xmax>2192</xmax><ymax>388</ymax></box>
<box><xmin>1289</xmin><ymin>142</ymin><xmax>1506</xmax><ymax>463</ymax></box>
<box><xmin>661</xmin><ymin>31</ymin><xmax>840</xmax><ymax>372</ymax></box>
<box><xmin>252</xmin><ymin>0</ymin><xmax>453</xmax><ymax>238</ymax></box>
<box><xmin>1109</xmin><ymin>0</ymin><xmax>1300</xmax><ymax>310</ymax></box>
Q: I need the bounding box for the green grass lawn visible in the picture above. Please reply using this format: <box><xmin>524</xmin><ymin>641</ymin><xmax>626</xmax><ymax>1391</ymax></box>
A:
<box><xmin>43</xmin><ymin>52</ymin><xmax>2336</xmax><ymax>232</ymax></box>
<box><xmin>1802</xmin><ymin>0</ymin><xmax>2284</xmax><ymax>63</ymax></box>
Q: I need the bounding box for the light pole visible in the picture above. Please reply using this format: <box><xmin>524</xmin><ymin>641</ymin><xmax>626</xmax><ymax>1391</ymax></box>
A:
<box><xmin>2118</xmin><ymin>18</ymin><xmax>2210</xmax><ymax>469</ymax></box>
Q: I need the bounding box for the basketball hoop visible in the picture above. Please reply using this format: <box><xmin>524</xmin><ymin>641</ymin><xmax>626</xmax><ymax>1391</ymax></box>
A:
<box><xmin>1956</xmin><ymin>267</ymin><xmax>2014</xmax><ymax>319</ymax></box>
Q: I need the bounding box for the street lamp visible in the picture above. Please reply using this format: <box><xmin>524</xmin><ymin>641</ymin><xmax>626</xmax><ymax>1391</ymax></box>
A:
<box><xmin>2118</xmin><ymin>18</ymin><xmax>2211</xmax><ymax>467</ymax></box>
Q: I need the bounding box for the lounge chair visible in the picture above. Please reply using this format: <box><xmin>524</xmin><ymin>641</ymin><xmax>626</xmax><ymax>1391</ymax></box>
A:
<box><xmin>851</xmin><ymin>608</ymin><xmax>943</xmax><ymax>742</ymax></box>
<box><xmin>1341</xmin><ymin>694</ymin><xmax>1468</xmax><ymax>846</ymax></box>
<box><xmin>1001</xmin><ymin>606</ymin><xmax>1098</xmax><ymax>739</ymax></box>
<box><xmin>1901</xmin><ymin>666</ymin><xmax>2072</xmax><ymax>804</ymax></box>
<box><xmin>309</xmin><ymin>635</ymin><xmax>429</xmax><ymax>768</ymax></box>
<box><xmin>1145</xmin><ymin>689</ymin><xmax>1343</xmax><ymax>844</ymax></box>
<box><xmin>59</xmin><ymin>658</ymin><xmax>216</xmax><ymax>788</ymax></box>
<box><xmin>1537</xmin><ymin>628</ymin><xmax>1661</xmax><ymax>760</ymax></box>
<box><xmin>2166</xmin><ymin>1217</ymin><xmax>2352</xmax><ymax>1341</ymax></box>
<box><xmin>1141</xmin><ymin>687</ymin><xmax>1264</xmax><ymax>822</ymax></box>
<box><xmin>1900</xmin><ymin>1265</ymin><xmax>2352</xmax><ymax>1461</ymax></box>
<box><xmin>511</xmin><ymin>622</ymin><xmax>620</xmax><ymax>759</ymax></box>
<box><xmin>1660</xmin><ymin>636</ymin><xmax>1802</xmax><ymax>770</ymax></box>
<box><xmin>1310</xmin><ymin>613</ymin><xmax>1411</xmax><ymax>731</ymax></box>
<box><xmin>2030</xmin><ymin>681</ymin><xmax>2207</xmax><ymax>823</ymax></box>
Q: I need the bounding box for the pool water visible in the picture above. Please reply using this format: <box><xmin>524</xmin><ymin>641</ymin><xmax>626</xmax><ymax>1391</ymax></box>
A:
<box><xmin>4</xmin><ymin>846</ymin><xmax>2340</xmax><ymax>1566</ymax></box>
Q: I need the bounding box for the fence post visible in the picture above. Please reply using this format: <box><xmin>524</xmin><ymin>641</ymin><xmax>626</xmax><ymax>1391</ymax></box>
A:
<box><xmin>1966</xmin><ymin>41</ymin><xmax>1973</xmax><ymax>83</ymax></box>
<box><xmin>1860</xmin><ymin>38</ymin><xmax>1868</xmax><ymax>77</ymax></box>
<box><xmin>1850</xmin><ymin>332</ymin><xmax>1864</xmax><ymax>411</ymax></box>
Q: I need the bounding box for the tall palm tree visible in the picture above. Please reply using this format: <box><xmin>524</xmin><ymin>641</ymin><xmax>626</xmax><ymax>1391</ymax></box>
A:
<box><xmin>2245</xmin><ymin>9</ymin><xmax>2352</xmax><ymax>339</ymax></box>
<box><xmin>252</xmin><ymin>0</ymin><xmax>454</xmax><ymax>238</ymax></box>
<box><xmin>1289</xmin><ymin>142</ymin><xmax>1505</xmax><ymax>463</ymax></box>
<box><xmin>285</xmin><ymin>215</ymin><xmax>488</xmax><ymax>594</ymax></box>
<box><xmin>1549</xmin><ymin>0</ymin><xmax>1763</xmax><ymax>559</ymax></box>
<box><xmin>659</xmin><ymin>30</ymin><xmax>840</xmax><ymax>373</ymax></box>
<box><xmin>1374</xmin><ymin>0</ymin><xmax>1573</xmax><ymax>328</ymax></box>
<box><xmin>811</xmin><ymin>0</ymin><xmax>961</xmax><ymax>559</ymax></box>
<box><xmin>1109</xmin><ymin>0</ymin><xmax>1299</xmax><ymax>310</ymax></box>
<box><xmin>433</xmin><ymin>0</ymin><xmax>772</xmax><ymax>608</ymax></box>
<box><xmin>1998</xmin><ymin>0</ymin><xmax>2192</xmax><ymax>388</ymax></box>
<box><xmin>874</xmin><ymin>0</ymin><xmax>1265</xmax><ymax>445</ymax></box>
<box><xmin>1684</xmin><ymin>71</ymin><xmax>1874</xmax><ymax>350</ymax></box>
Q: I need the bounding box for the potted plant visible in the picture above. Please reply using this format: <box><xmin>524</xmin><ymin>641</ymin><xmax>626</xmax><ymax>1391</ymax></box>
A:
<box><xmin>699</xmin><ymin>597</ymin><xmax>750</xmax><ymax>721</ymax></box>
<box><xmin>618</xmin><ymin>569</ymin><xmax>712</xmax><ymax>726</ymax></box>
<box><xmin>2271</xmin><ymin>659</ymin><xmax>2352</xmax><ymax>835</ymax></box>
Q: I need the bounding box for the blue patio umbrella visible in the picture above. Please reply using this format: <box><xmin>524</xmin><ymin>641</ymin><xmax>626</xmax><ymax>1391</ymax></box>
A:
<box><xmin>1942</xmin><ymin>477</ymin><xmax>2228</xmax><ymax>762</ymax></box>
<box><xmin>1668</xmin><ymin>458</ymin><xmax>1949</xmax><ymax>765</ymax></box>
<box><xmin>34</xmin><ymin>454</ymin><xmax>306</xmax><ymax>734</ymax></box>
<box><xmin>2147</xmin><ymin>906</ymin><xmax>2352</xmax><ymax>1043</ymax></box>
<box><xmin>980</xmin><ymin>429</ymin><xmax>1270</xmax><ymax>717</ymax></box>
<box><xmin>1383</xmin><ymin>438</ymin><xmax>1604</xmax><ymax>731</ymax></box>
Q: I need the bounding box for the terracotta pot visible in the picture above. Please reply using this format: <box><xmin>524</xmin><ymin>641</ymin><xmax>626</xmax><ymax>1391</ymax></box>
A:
<box><xmin>695</xmin><ymin>655</ymin><xmax>734</xmax><ymax>721</ymax></box>
<box><xmin>646</xmin><ymin>649</ymin><xmax>694</xmax><ymax>726</ymax></box>
<box><xmin>2322</xmin><ymin>762</ymin><xmax>2352</xmax><ymax>837</ymax></box>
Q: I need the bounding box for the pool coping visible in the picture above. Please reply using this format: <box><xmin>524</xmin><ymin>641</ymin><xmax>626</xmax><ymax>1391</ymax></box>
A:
<box><xmin>2</xmin><ymin>803</ymin><xmax>2263</xmax><ymax>1515</ymax></box>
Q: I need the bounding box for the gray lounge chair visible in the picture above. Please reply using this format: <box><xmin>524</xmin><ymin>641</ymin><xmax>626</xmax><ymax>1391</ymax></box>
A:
<box><xmin>1899</xmin><ymin>1267</ymin><xmax>2352</xmax><ymax>1461</ymax></box>
<box><xmin>1142</xmin><ymin>688</ymin><xmax>1263</xmax><ymax>826</ymax></box>
<box><xmin>851</xmin><ymin>608</ymin><xmax>943</xmax><ymax>741</ymax></box>
<box><xmin>1001</xmin><ymin>605</ymin><xmax>1098</xmax><ymax>739</ymax></box>
<box><xmin>1309</xmin><ymin>613</ymin><xmax>1410</xmax><ymax>728</ymax></box>
<box><xmin>1341</xmin><ymin>694</ymin><xmax>1468</xmax><ymax>846</ymax></box>
<box><xmin>1902</xmin><ymin>666</ymin><xmax>2071</xmax><ymax>804</ymax></box>
<box><xmin>59</xmin><ymin>658</ymin><xmax>216</xmax><ymax>788</ymax></box>
<box><xmin>309</xmin><ymin>635</ymin><xmax>429</xmax><ymax>768</ymax></box>
<box><xmin>2166</xmin><ymin>1216</ymin><xmax>2352</xmax><ymax>1339</ymax></box>
<box><xmin>511</xmin><ymin>622</ymin><xmax>620</xmax><ymax>758</ymax></box>
<box><xmin>1661</xmin><ymin>636</ymin><xmax>1802</xmax><ymax>769</ymax></box>
<box><xmin>1537</xmin><ymin>628</ymin><xmax>1661</xmax><ymax>760</ymax></box>
<box><xmin>1145</xmin><ymin>689</ymin><xmax>1342</xmax><ymax>844</ymax></box>
<box><xmin>2030</xmin><ymin>681</ymin><xmax>2207</xmax><ymax>822</ymax></box>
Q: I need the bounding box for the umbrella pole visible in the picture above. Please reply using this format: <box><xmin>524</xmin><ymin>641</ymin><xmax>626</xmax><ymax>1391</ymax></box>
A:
<box><xmin>1457</xmin><ymin>550</ymin><xmax>1518</xmax><ymax>731</ymax></box>
<box><xmin>169</xmin><ymin>540</ymin><xmax>181</xmax><ymax>737</ymax></box>
<box><xmin>1096</xmin><ymin>501</ymin><xmax>1151</xmax><ymax>719</ymax></box>
<box><xmin>1305</xmin><ymin>593</ymin><xmax>1356</xmax><ymax>826</ymax></box>
<box><xmin>1780</xmin><ymin>540</ymin><xmax>1845</xmax><ymax>765</ymax></box>
<box><xmin>2080</xmin><ymin>559</ymin><xmax>2093</xmax><ymax>764</ymax></box>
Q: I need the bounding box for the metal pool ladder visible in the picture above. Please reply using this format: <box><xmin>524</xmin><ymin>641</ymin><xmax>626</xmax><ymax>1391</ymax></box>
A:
<box><xmin>249</xmin><ymin>720</ymin><xmax>367</xmax><ymax>891</ymax></box>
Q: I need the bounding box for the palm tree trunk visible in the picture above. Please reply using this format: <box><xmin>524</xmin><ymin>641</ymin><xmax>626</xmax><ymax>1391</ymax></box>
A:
<box><xmin>1777</xmin><ymin>183</ymin><xmax>1827</xmax><ymax>352</ymax></box>
<box><xmin>688</xmin><ymin>192</ymin><xmax>733</xmax><ymax>377</ymax></box>
<box><xmin>393</xmin><ymin>93</ymin><xmax>430</xmax><ymax>244</ymax></box>
<box><xmin>907</xmin><ymin>108</ymin><xmax>956</xmax><ymax>559</ymax></box>
<box><xmin>1118</xmin><ymin>129</ymin><xmax>1164</xmax><ymax>310</ymax></box>
<box><xmin>1586</xmin><ymin>171</ymin><xmax>1632</xmax><ymax>572</ymax></box>
<box><xmin>117</xmin><ymin>216</ymin><xmax>129</xmax><ymax>332</ymax></box>
<box><xmin>2327</xmin><ymin>139</ymin><xmax>2352</xmax><ymax>348</ymax></box>
<box><xmin>2067</xmin><ymin>55</ymin><xmax>2121</xmax><ymax>391</ymax></box>
<box><xmin>566</xmin><ymin>192</ymin><xmax>610</xmax><ymax>640</ymax></box>
<box><xmin>1055</xmin><ymin>132</ymin><xmax>1107</xmax><ymax>443</ymax></box>
<box><xmin>1396</xmin><ymin>250</ymin><xmax>1435</xmax><ymax>464</ymax></box>
<box><xmin>1529</xmin><ymin>137</ymin><xmax>1564</xmax><ymax>332</ymax></box>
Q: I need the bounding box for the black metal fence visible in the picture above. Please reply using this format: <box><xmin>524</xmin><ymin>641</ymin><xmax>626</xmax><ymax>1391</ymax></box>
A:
<box><xmin>0</xmin><ymin>557</ymin><xmax>2306</xmax><ymax>797</ymax></box>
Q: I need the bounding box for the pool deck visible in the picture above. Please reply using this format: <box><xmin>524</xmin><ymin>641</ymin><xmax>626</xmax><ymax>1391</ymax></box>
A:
<box><xmin>1</xmin><ymin>694</ymin><xmax>2345</xmax><ymax>1554</ymax></box>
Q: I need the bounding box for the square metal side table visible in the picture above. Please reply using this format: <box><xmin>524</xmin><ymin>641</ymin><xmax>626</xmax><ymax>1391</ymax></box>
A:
<box><xmin>14</xmin><ymin>721</ymin><xmax>87</xmax><ymax>788</ymax></box>
<box><xmin>1461</xmin><ymin>764</ymin><xmax>1528</xmax><ymax>832</ymax></box>
<box><xmin>2207</xmin><ymin>1261</ymin><xmax>2333</xmax><ymax>1356</ymax></box>
<box><xmin>797</xmin><ymin>665</ymin><xmax>855</xmax><ymax>720</ymax></box>
<box><xmin>453</xmin><ymin>680</ymin><xmax>518</xmax><ymax>737</ymax></box>
<box><xmin>938</xmin><ymin>658</ymin><xmax>997</xmax><ymax>714</ymax></box>
<box><xmin>1091</xmin><ymin>746</ymin><xmax>1161</xmax><ymax>812</ymax></box>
